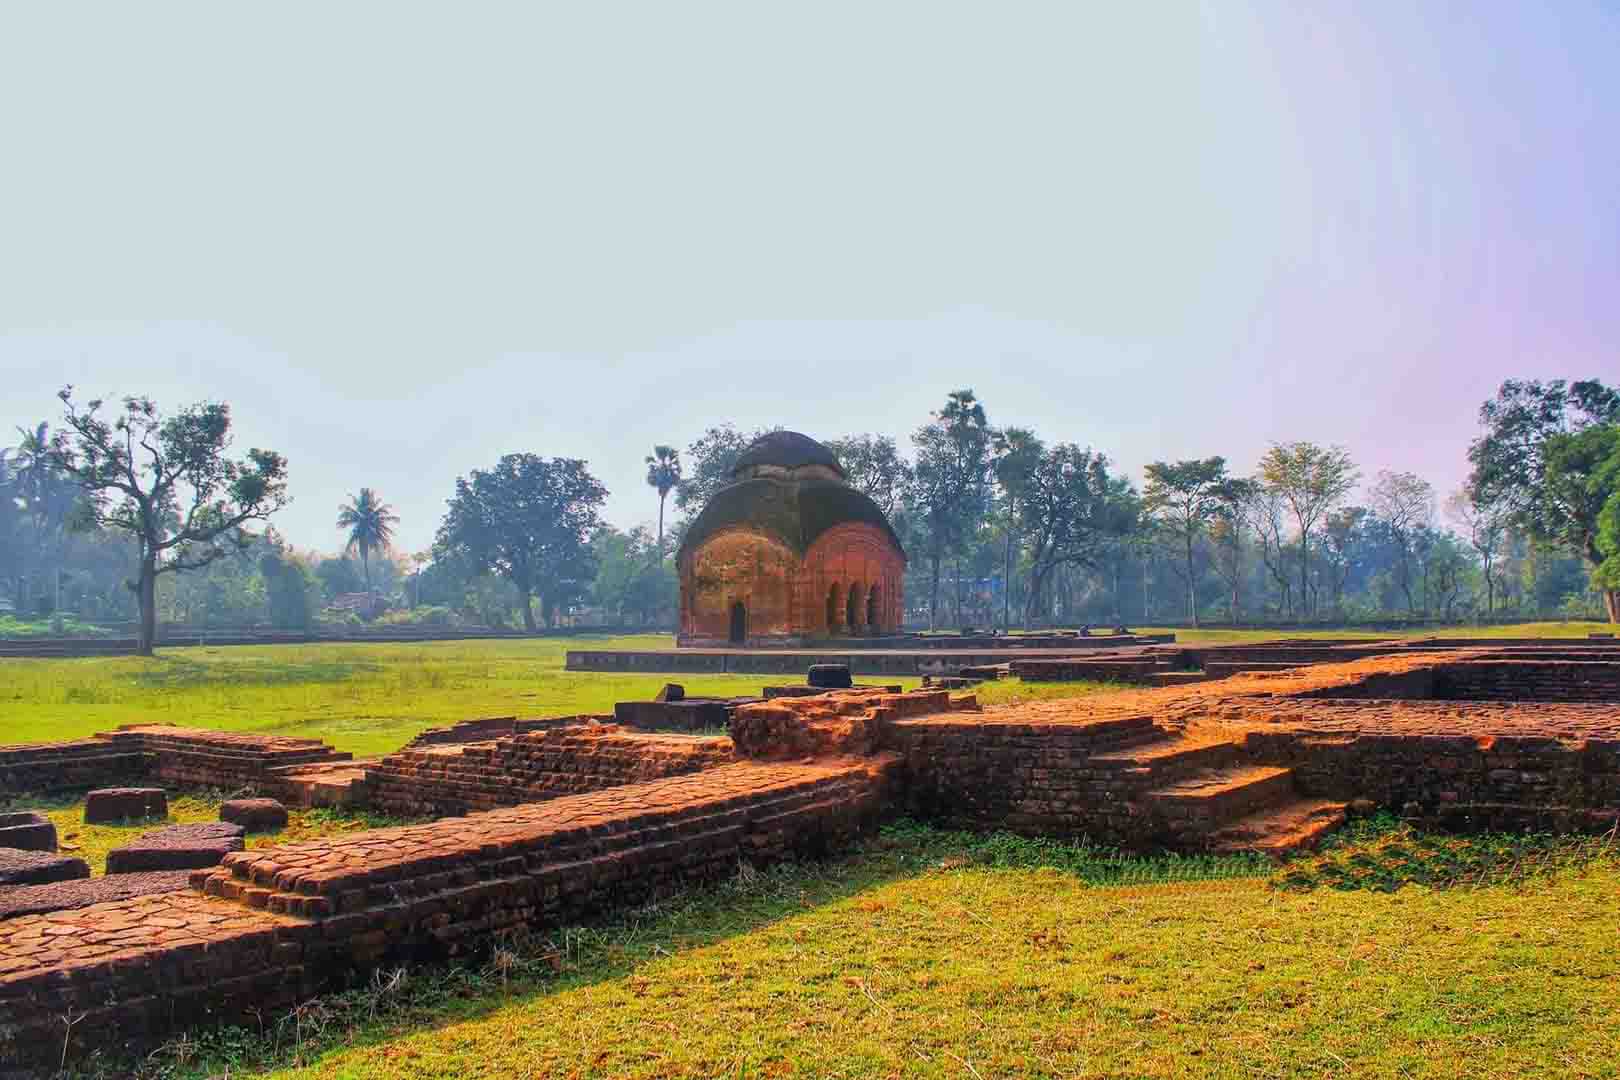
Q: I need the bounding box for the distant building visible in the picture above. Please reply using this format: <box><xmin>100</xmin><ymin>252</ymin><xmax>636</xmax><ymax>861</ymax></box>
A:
<box><xmin>330</xmin><ymin>592</ymin><xmax>387</xmax><ymax>619</ymax></box>
<box><xmin>676</xmin><ymin>431</ymin><xmax>906</xmax><ymax>646</ymax></box>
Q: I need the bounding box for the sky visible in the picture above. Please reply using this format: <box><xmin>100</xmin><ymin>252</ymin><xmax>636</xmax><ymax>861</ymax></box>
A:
<box><xmin>2</xmin><ymin>2</ymin><xmax>1616</xmax><ymax>555</ymax></box>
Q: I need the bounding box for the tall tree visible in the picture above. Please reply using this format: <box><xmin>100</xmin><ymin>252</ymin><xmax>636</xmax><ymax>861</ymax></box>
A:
<box><xmin>1143</xmin><ymin>457</ymin><xmax>1230</xmax><ymax>626</ymax></box>
<box><xmin>825</xmin><ymin>434</ymin><xmax>910</xmax><ymax>517</ymax></box>
<box><xmin>335</xmin><ymin>488</ymin><xmax>399</xmax><ymax>596</ymax></box>
<box><xmin>1446</xmin><ymin>485</ymin><xmax>1512</xmax><ymax>617</ymax></box>
<box><xmin>643</xmin><ymin>445</ymin><xmax>682</xmax><ymax>560</ymax></box>
<box><xmin>1318</xmin><ymin>506</ymin><xmax>1369</xmax><ymax>617</ymax></box>
<box><xmin>991</xmin><ymin>427</ymin><xmax>1043</xmax><ymax>631</ymax></box>
<box><xmin>435</xmin><ymin>454</ymin><xmax>607</xmax><ymax>631</ymax></box>
<box><xmin>1368</xmin><ymin>470</ymin><xmax>1435</xmax><ymax>615</ymax></box>
<box><xmin>1016</xmin><ymin>444</ymin><xmax>1136</xmax><ymax>627</ymax></box>
<box><xmin>1257</xmin><ymin>442</ymin><xmax>1358</xmax><ymax>619</ymax></box>
<box><xmin>1468</xmin><ymin>378</ymin><xmax>1620</xmax><ymax>620</ymax></box>
<box><xmin>8</xmin><ymin>422</ymin><xmax>78</xmax><ymax>612</ymax></box>
<box><xmin>674</xmin><ymin>424</ymin><xmax>777</xmax><ymax>518</ymax></box>
<box><xmin>907</xmin><ymin>390</ymin><xmax>992</xmax><ymax>629</ymax></box>
<box><xmin>1208</xmin><ymin>477</ymin><xmax>1257</xmax><ymax>621</ymax></box>
<box><xmin>50</xmin><ymin>388</ymin><xmax>289</xmax><ymax>655</ymax></box>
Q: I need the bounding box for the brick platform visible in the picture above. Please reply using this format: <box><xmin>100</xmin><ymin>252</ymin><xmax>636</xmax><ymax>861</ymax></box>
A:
<box><xmin>0</xmin><ymin>849</ymin><xmax>90</xmax><ymax>887</ymax></box>
<box><xmin>0</xmin><ymin>812</ymin><xmax>57</xmax><ymax>853</ymax></box>
<box><xmin>105</xmin><ymin>823</ymin><xmax>246</xmax><ymax>874</ymax></box>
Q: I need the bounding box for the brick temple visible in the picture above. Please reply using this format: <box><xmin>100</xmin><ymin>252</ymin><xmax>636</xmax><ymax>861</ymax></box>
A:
<box><xmin>676</xmin><ymin>431</ymin><xmax>906</xmax><ymax>645</ymax></box>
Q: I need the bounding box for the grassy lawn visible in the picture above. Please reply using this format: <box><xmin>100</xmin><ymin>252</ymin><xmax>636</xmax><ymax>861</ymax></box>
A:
<box><xmin>1</xmin><ymin>622</ymin><xmax>1609</xmax><ymax>757</ymax></box>
<box><xmin>119</xmin><ymin>819</ymin><xmax>1619</xmax><ymax>1080</ymax></box>
<box><xmin>0</xmin><ymin>636</ymin><xmax>907</xmax><ymax>757</ymax></box>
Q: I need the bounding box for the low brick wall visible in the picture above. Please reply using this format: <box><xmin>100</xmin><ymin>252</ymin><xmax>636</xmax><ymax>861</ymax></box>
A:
<box><xmin>0</xmin><ymin>740</ymin><xmax>149</xmax><ymax>793</ymax></box>
<box><xmin>1433</xmin><ymin>661</ymin><xmax>1620</xmax><ymax>703</ymax></box>
<box><xmin>368</xmin><ymin>724</ymin><xmax>737</xmax><ymax>817</ymax></box>
<box><xmin>0</xmin><ymin>759</ymin><xmax>894</xmax><ymax>1072</ymax></box>
<box><xmin>885</xmin><ymin>712</ymin><xmax>1171</xmax><ymax>840</ymax></box>
<box><xmin>1239</xmin><ymin>700</ymin><xmax>1620</xmax><ymax>831</ymax></box>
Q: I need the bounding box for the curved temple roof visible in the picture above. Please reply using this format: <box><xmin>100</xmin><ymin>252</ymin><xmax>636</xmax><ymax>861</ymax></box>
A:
<box><xmin>731</xmin><ymin>430</ymin><xmax>846</xmax><ymax>478</ymax></box>
<box><xmin>678</xmin><ymin>432</ymin><xmax>904</xmax><ymax>561</ymax></box>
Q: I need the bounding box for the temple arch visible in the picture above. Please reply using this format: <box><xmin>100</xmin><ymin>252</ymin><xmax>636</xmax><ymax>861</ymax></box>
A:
<box><xmin>846</xmin><ymin>583</ymin><xmax>865</xmax><ymax>633</ymax></box>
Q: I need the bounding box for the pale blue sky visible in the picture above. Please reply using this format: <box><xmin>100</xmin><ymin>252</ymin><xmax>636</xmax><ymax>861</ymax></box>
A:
<box><xmin>3</xmin><ymin>2</ymin><xmax>1615</xmax><ymax>553</ymax></box>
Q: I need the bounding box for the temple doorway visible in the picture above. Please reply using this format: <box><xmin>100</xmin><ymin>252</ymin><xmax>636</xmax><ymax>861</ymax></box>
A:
<box><xmin>728</xmin><ymin>601</ymin><xmax>748</xmax><ymax>644</ymax></box>
<box><xmin>867</xmin><ymin>586</ymin><xmax>880</xmax><ymax>631</ymax></box>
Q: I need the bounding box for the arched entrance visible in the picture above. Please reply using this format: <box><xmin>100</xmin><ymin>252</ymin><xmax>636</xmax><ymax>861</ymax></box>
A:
<box><xmin>826</xmin><ymin>584</ymin><xmax>843</xmax><ymax>635</ymax></box>
<box><xmin>728</xmin><ymin>601</ymin><xmax>748</xmax><ymax>644</ymax></box>
<box><xmin>866</xmin><ymin>585</ymin><xmax>881</xmax><ymax>631</ymax></box>
<box><xmin>846</xmin><ymin>583</ymin><xmax>864</xmax><ymax>634</ymax></box>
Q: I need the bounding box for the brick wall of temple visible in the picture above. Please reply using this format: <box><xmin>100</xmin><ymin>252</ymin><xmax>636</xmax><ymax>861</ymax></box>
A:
<box><xmin>1432</xmin><ymin>661</ymin><xmax>1620</xmax><ymax>702</ymax></box>
<box><xmin>367</xmin><ymin>724</ymin><xmax>738</xmax><ymax>817</ymax></box>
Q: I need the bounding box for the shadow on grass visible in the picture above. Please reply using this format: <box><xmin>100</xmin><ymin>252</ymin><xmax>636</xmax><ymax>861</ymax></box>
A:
<box><xmin>122</xmin><ymin>655</ymin><xmax>383</xmax><ymax>691</ymax></box>
<box><xmin>102</xmin><ymin>822</ymin><xmax>1272</xmax><ymax>1079</ymax></box>
<box><xmin>89</xmin><ymin>816</ymin><xmax>1620</xmax><ymax>1078</ymax></box>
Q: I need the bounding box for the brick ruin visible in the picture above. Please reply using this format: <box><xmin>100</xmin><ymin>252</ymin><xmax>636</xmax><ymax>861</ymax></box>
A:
<box><xmin>1</xmin><ymin>646</ymin><xmax>1618</xmax><ymax>1071</ymax></box>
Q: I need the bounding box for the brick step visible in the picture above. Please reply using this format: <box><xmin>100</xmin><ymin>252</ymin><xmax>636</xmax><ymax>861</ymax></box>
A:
<box><xmin>1206</xmin><ymin>798</ymin><xmax>1349</xmax><ymax>855</ymax></box>
<box><xmin>1090</xmin><ymin>734</ymin><xmax>1241</xmax><ymax>780</ymax></box>
<box><xmin>1143</xmin><ymin>764</ymin><xmax>1297</xmax><ymax>827</ymax></box>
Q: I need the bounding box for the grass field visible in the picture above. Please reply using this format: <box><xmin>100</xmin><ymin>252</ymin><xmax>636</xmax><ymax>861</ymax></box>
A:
<box><xmin>0</xmin><ymin>636</ymin><xmax>863</xmax><ymax>756</ymax></box>
<box><xmin>112</xmin><ymin>818</ymin><xmax>1619</xmax><ymax>1080</ymax></box>
<box><xmin>1</xmin><ymin>622</ymin><xmax>1610</xmax><ymax>757</ymax></box>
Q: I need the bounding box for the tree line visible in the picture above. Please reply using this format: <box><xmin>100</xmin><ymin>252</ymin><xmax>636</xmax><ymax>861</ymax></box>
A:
<box><xmin>3</xmin><ymin>378</ymin><xmax>1618</xmax><ymax>653</ymax></box>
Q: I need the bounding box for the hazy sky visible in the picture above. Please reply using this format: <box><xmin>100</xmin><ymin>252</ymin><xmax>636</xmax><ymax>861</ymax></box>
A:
<box><xmin>3</xmin><ymin>2</ymin><xmax>1616</xmax><ymax>554</ymax></box>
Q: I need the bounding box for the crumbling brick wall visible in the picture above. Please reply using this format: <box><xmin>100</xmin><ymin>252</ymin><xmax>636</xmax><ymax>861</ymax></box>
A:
<box><xmin>367</xmin><ymin>724</ymin><xmax>737</xmax><ymax>817</ymax></box>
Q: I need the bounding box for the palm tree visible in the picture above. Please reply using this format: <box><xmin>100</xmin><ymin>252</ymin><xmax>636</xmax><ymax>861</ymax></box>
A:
<box><xmin>644</xmin><ymin>446</ymin><xmax>681</xmax><ymax>559</ymax></box>
<box><xmin>336</xmin><ymin>488</ymin><xmax>399</xmax><ymax>595</ymax></box>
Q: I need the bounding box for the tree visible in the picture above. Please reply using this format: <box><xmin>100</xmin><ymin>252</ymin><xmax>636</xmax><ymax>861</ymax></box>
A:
<box><xmin>1208</xmin><ymin>477</ymin><xmax>1258</xmax><ymax>621</ymax></box>
<box><xmin>435</xmin><ymin>454</ymin><xmax>607</xmax><ymax>631</ymax></box>
<box><xmin>674</xmin><ymin>424</ymin><xmax>777</xmax><ymax>517</ymax></box>
<box><xmin>1446</xmin><ymin>485</ymin><xmax>1512</xmax><ymax>617</ymax></box>
<box><xmin>259</xmin><ymin>538</ymin><xmax>317</xmax><ymax>630</ymax></box>
<box><xmin>6</xmin><ymin>422</ymin><xmax>78</xmax><ymax>612</ymax></box>
<box><xmin>991</xmin><ymin>427</ymin><xmax>1043</xmax><ymax>631</ymax></box>
<box><xmin>1468</xmin><ymin>378</ymin><xmax>1620</xmax><ymax>620</ymax></box>
<box><xmin>644</xmin><ymin>445</ymin><xmax>682</xmax><ymax>560</ymax></box>
<box><xmin>1318</xmin><ymin>506</ymin><xmax>1368</xmax><ymax>617</ymax></box>
<box><xmin>1257</xmin><ymin>442</ymin><xmax>1359</xmax><ymax>619</ymax></box>
<box><xmin>907</xmin><ymin>390</ymin><xmax>993</xmax><ymax>629</ymax></box>
<box><xmin>336</xmin><ymin>488</ymin><xmax>399</xmax><ymax>596</ymax></box>
<box><xmin>1016</xmin><ymin>444</ymin><xmax>1136</xmax><ymax>627</ymax></box>
<box><xmin>1368</xmin><ymin>470</ymin><xmax>1435</xmax><ymax>615</ymax></box>
<box><xmin>825</xmin><ymin>434</ymin><xmax>911</xmax><ymax>518</ymax></box>
<box><xmin>1143</xmin><ymin>457</ymin><xmax>1230</xmax><ymax>626</ymax></box>
<box><xmin>50</xmin><ymin>388</ymin><xmax>288</xmax><ymax>654</ymax></box>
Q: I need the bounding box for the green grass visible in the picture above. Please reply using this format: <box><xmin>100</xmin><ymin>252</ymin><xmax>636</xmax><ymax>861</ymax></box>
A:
<box><xmin>0</xmin><ymin>636</ymin><xmax>928</xmax><ymax>757</ymax></box>
<box><xmin>3</xmin><ymin>791</ymin><xmax>422</xmax><ymax>875</ymax></box>
<box><xmin>106</xmin><ymin>819</ymin><xmax>1620</xmax><ymax>1080</ymax></box>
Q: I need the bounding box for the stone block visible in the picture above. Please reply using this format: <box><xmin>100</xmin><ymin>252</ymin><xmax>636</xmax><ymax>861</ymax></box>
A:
<box><xmin>0</xmin><ymin>810</ymin><xmax>58</xmax><ymax>852</ymax></box>
<box><xmin>106</xmin><ymin>822</ymin><xmax>246</xmax><ymax>874</ymax></box>
<box><xmin>220</xmin><ymin>798</ymin><xmax>290</xmax><ymax>830</ymax></box>
<box><xmin>0</xmin><ymin>847</ymin><xmax>90</xmax><ymax>886</ymax></box>
<box><xmin>654</xmin><ymin>682</ymin><xmax>685</xmax><ymax>703</ymax></box>
<box><xmin>807</xmin><ymin>664</ymin><xmax>853</xmax><ymax>689</ymax></box>
<box><xmin>84</xmin><ymin>787</ymin><xmax>168</xmax><ymax>823</ymax></box>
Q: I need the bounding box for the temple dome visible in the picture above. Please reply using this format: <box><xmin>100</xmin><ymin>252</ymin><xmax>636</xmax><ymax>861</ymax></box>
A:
<box><xmin>677</xmin><ymin>431</ymin><xmax>904</xmax><ymax>561</ymax></box>
<box><xmin>731</xmin><ymin>431</ymin><xmax>846</xmax><ymax>480</ymax></box>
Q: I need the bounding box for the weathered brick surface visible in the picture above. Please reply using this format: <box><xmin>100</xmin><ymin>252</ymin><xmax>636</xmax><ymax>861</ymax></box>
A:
<box><xmin>368</xmin><ymin>723</ymin><xmax>737</xmax><ymax>817</ymax></box>
<box><xmin>220</xmin><ymin>798</ymin><xmax>290</xmax><ymax>830</ymax></box>
<box><xmin>0</xmin><ymin>811</ymin><xmax>57</xmax><ymax>852</ymax></box>
<box><xmin>0</xmin><ymin>869</ymin><xmax>196</xmax><ymax>919</ymax></box>
<box><xmin>0</xmin><ymin>739</ymin><xmax>148</xmax><ymax>793</ymax></box>
<box><xmin>83</xmin><ymin>787</ymin><xmax>168</xmax><ymax>823</ymax></box>
<box><xmin>0</xmin><ymin>849</ymin><xmax>90</xmax><ymax>886</ymax></box>
<box><xmin>105</xmin><ymin>823</ymin><xmax>246</xmax><ymax>874</ymax></box>
<box><xmin>732</xmin><ymin>688</ymin><xmax>977</xmax><ymax>760</ymax></box>
<box><xmin>1008</xmin><ymin>658</ymin><xmax>1163</xmax><ymax>684</ymax></box>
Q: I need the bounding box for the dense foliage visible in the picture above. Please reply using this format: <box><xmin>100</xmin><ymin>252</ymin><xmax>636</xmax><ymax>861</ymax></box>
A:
<box><xmin>4</xmin><ymin>377</ymin><xmax>1616</xmax><ymax>634</ymax></box>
